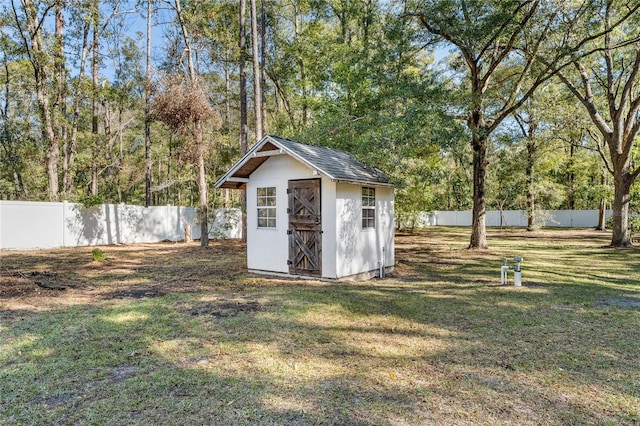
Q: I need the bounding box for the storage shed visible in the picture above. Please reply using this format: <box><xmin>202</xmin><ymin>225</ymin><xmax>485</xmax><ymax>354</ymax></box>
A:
<box><xmin>215</xmin><ymin>135</ymin><xmax>394</xmax><ymax>280</ymax></box>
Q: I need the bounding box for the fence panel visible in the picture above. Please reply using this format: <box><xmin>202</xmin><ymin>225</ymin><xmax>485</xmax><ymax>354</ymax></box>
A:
<box><xmin>429</xmin><ymin>209</ymin><xmax>611</xmax><ymax>228</ymax></box>
<box><xmin>0</xmin><ymin>201</ymin><xmax>65</xmax><ymax>249</ymax></box>
<box><xmin>1</xmin><ymin>201</ymin><xmax>240</xmax><ymax>250</ymax></box>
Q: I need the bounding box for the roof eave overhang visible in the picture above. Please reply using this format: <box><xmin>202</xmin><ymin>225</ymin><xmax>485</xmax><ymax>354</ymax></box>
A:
<box><xmin>214</xmin><ymin>135</ymin><xmax>336</xmax><ymax>189</ymax></box>
<box><xmin>215</xmin><ymin>135</ymin><xmax>393</xmax><ymax>189</ymax></box>
<box><xmin>214</xmin><ymin>136</ymin><xmax>273</xmax><ymax>189</ymax></box>
<box><xmin>333</xmin><ymin>179</ymin><xmax>394</xmax><ymax>188</ymax></box>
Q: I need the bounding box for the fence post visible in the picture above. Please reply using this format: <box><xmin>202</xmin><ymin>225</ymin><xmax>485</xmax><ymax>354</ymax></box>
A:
<box><xmin>62</xmin><ymin>200</ymin><xmax>66</xmax><ymax>247</ymax></box>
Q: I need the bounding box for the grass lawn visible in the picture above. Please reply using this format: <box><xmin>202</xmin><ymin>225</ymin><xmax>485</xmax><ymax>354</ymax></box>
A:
<box><xmin>1</xmin><ymin>227</ymin><xmax>639</xmax><ymax>425</ymax></box>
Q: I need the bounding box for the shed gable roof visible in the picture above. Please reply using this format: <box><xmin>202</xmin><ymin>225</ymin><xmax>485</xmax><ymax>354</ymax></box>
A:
<box><xmin>214</xmin><ymin>135</ymin><xmax>391</xmax><ymax>189</ymax></box>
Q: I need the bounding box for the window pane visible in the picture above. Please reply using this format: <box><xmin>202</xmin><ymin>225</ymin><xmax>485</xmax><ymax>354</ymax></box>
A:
<box><xmin>257</xmin><ymin>187</ymin><xmax>276</xmax><ymax>206</ymax></box>
<box><xmin>362</xmin><ymin>187</ymin><xmax>375</xmax><ymax>229</ymax></box>
<box><xmin>362</xmin><ymin>209</ymin><xmax>375</xmax><ymax>228</ymax></box>
<box><xmin>257</xmin><ymin>187</ymin><xmax>276</xmax><ymax>229</ymax></box>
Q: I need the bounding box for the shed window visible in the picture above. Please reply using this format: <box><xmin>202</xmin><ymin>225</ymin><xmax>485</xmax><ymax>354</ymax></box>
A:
<box><xmin>362</xmin><ymin>187</ymin><xmax>375</xmax><ymax>229</ymax></box>
<box><xmin>257</xmin><ymin>187</ymin><xmax>277</xmax><ymax>228</ymax></box>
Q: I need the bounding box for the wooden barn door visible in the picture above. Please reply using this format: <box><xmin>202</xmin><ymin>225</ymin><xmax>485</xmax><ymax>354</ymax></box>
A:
<box><xmin>288</xmin><ymin>179</ymin><xmax>322</xmax><ymax>276</ymax></box>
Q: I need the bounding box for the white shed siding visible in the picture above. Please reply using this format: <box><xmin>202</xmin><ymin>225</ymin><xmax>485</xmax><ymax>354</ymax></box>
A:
<box><xmin>321</xmin><ymin>180</ymin><xmax>338</xmax><ymax>279</ymax></box>
<box><xmin>246</xmin><ymin>155</ymin><xmax>338</xmax><ymax>278</ymax></box>
<box><xmin>335</xmin><ymin>184</ymin><xmax>394</xmax><ymax>279</ymax></box>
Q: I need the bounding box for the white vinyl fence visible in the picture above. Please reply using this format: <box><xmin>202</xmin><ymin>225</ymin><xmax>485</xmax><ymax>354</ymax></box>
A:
<box><xmin>401</xmin><ymin>209</ymin><xmax>613</xmax><ymax>229</ymax></box>
<box><xmin>0</xmin><ymin>201</ymin><xmax>241</xmax><ymax>250</ymax></box>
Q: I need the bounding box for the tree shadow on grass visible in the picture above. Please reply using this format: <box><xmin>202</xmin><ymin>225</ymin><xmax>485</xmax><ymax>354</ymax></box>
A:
<box><xmin>2</xmin><ymin>230</ymin><xmax>639</xmax><ymax>424</ymax></box>
<box><xmin>0</xmin><ymin>295</ymin><xmax>422</xmax><ymax>425</ymax></box>
<box><xmin>266</xmin><ymin>279</ymin><xmax>640</xmax><ymax>423</ymax></box>
<box><xmin>2</xmin><ymin>275</ymin><xmax>639</xmax><ymax>425</ymax></box>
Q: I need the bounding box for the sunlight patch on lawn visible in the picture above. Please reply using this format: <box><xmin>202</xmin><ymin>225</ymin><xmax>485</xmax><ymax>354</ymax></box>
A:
<box><xmin>29</xmin><ymin>347</ymin><xmax>55</xmax><ymax>360</ymax></box>
<box><xmin>0</xmin><ymin>301</ymin><xmax>54</xmax><ymax>312</ymax></box>
<box><xmin>0</xmin><ymin>334</ymin><xmax>41</xmax><ymax>361</ymax></box>
<box><xmin>294</xmin><ymin>308</ymin><xmax>457</xmax><ymax>360</ymax></box>
<box><xmin>340</xmin><ymin>329</ymin><xmax>451</xmax><ymax>358</ymax></box>
<box><xmin>261</xmin><ymin>393</ymin><xmax>315</xmax><ymax>414</ymax></box>
<box><xmin>152</xmin><ymin>338</ymin><xmax>195</xmax><ymax>360</ymax></box>
<box><xmin>102</xmin><ymin>311</ymin><xmax>149</xmax><ymax>323</ymax></box>
<box><xmin>245</xmin><ymin>342</ymin><xmax>350</xmax><ymax>381</ymax></box>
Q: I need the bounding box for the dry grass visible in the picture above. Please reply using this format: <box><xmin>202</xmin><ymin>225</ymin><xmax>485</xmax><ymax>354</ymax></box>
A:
<box><xmin>1</xmin><ymin>228</ymin><xmax>639</xmax><ymax>425</ymax></box>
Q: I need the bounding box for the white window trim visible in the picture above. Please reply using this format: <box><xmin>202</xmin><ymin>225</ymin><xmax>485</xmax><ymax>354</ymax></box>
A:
<box><xmin>257</xmin><ymin>186</ymin><xmax>277</xmax><ymax>229</ymax></box>
<box><xmin>362</xmin><ymin>186</ymin><xmax>376</xmax><ymax>229</ymax></box>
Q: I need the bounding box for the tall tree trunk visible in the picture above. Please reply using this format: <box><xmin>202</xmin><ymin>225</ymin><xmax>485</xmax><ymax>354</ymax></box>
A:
<box><xmin>145</xmin><ymin>0</ymin><xmax>152</xmax><ymax>207</ymax></box>
<box><xmin>175</xmin><ymin>0</ymin><xmax>209</xmax><ymax>247</ymax></box>
<box><xmin>567</xmin><ymin>143</ymin><xmax>575</xmax><ymax>210</ymax></box>
<box><xmin>470</xmin><ymin>132</ymin><xmax>488</xmax><ymax>249</ymax></box>
<box><xmin>1</xmin><ymin>61</ymin><xmax>29</xmax><ymax>198</ymax></box>
<box><xmin>54</xmin><ymin>1</ymin><xmax>67</xmax><ymax>199</ymax></box>
<box><xmin>239</xmin><ymin>0</ymin><xmax>248</xmax><ymax>152</ymax></box>
<box><xmin>224</xmin><ymin>48</ymin><xmax>231</xmax><ymax>130</ymax></box>
<box><xmin>14</xmin><ymin>0</ymin><xmax>59</xmax><ymax>200</ymax></box>
<box><xmin>469</xmin><ymin>98</ymin><xmax>488</xmax><ymax>248</ymax></box>
<box><xmin>44</xmin><ymin>100</ymin><xmax>59</xmax><ymax>199</ymax></box>
<box><xmin>596</xmin><ymin>171</ymin><xmax>606</xmax><ymax>231</ymax></box>
<box><xmin>597</xmin><ymin>201</ymin><xmax>607</xmax><ymax>231</ymax></box>
<box><xmin>514</xmin><ymin>108</ymin><xmax>538</xmax><ymax>232</ymax></box>
<box><xmin>298</xmin><ymin>63</ymin><xmax>308</xmax><ymax>128</ymax></box>
<box><xmin>526</xmin><ymin>139</ymin><xmax>535</xmax><ymax>231</ymax></box>
<box><xmin>239</xmin><ymin>0</ymin><xmax>248</xmax><ymax>241</ymax></box>
<box><xmin>65</xmin><ymin>21</ymin><xmax>89</xmax><ymax>195</ymax></box>
<box><xmin>293</xmin><ymin>9</ymin><xmax>307</xmax><ymax>128</ymax></box>
<box><xmin>250</xmin><ymin>0</ymin><xmax>262</xmax><ymax>142</ymax></box>
<box><xmin>90</xmin><ymin>5</ymin><xmax>99</xmax><ymax>197</ymax></box>
<box><xmin>610</xmin><ymin>168</ymin><xmax>633</xmax><ymax>246</ymax></box>
<box><xmin>195</xmin><ymin>120</ymin><xmax>208</xmax><ymax>246</ymax></box>
<box><xmin>260</xmin><ymin>0</ymin><xmax>268</xmax><ymax>134</ymax></box>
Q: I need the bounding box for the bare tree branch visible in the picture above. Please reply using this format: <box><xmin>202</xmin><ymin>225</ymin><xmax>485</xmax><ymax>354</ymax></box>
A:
<box><xmin>587</xmin><ymin>128</ymin><xmax>614</xmax><ymax>175</ymax></box>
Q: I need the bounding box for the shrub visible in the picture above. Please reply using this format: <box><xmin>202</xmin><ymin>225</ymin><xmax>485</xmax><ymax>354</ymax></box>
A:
<box><xmin>92</xmin><ymin>248</ymin><xmax>105</xmax><ymax>262</ymax></box>
<box><xmin>605</xmin><ymin>214</ymin><xmax>640</xmax><ymax>233</ymax></box>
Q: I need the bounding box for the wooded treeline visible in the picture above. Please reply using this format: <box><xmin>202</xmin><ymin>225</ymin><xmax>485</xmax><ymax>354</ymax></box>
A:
<box><xmin>2</xmin><ymin>0</ymin><xmax>639</xmax><ymax>247</ymax></box>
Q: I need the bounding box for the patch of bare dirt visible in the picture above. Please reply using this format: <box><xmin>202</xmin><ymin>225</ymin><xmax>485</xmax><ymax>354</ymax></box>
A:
<box><xmin>596</xmin><ymin>297</ymin><xmax>640</xmax><ymax>310</ymax></box>
<box><xmin>183</xmin><ymin>298</ymin><xmax>264</xmax><ymax>318</ymax></box>
<box><xmin>0</xmin><ymin>240</ymin><xmax>247</xmax><ymax>309</ymax></box>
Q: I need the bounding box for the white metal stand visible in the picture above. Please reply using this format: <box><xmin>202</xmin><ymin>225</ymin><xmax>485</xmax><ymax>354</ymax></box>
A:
<box><xmin>501</xmin><ymin>257</ymin><xmax>523</xmax><ymax>286</ymax></box>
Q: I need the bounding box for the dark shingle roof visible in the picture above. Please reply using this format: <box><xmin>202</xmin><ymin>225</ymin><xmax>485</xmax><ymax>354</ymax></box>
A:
<box><xmin>269</xmin><ymin>136</ymin><xmax>389</xmax><ymax>185</ymax></box>
<box><xmin>215</xmin><ymin>135</ymin><xmax>391</xmax><ymax>189</ymax></box>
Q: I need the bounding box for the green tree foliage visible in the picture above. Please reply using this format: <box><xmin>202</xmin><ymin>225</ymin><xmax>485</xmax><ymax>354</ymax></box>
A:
<box><xmin>555</xmin><ymin>0</ymin><xmax>640</xmax><ymax>246</ymax></box>
<box><xmin>1</xmin><ymin>0</ymin><xmax>638</xmax><ymax>246</ymax></box>
<box><xmin>269</xmin><ymin>0</ymin><xmax>467</xmax><ymax>224</ymax></box>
